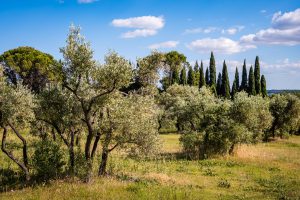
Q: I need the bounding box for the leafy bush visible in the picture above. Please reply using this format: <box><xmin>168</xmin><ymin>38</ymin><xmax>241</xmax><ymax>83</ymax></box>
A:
<box><xmin>32</xmin><ymin>140</ymin><xmax>66</xmax><ymax>180</ymax></box>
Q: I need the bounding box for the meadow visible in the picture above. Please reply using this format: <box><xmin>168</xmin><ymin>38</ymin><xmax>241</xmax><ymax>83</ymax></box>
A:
<box><xmin>1</xmin><ymin>134</ymin><xmax>300</xmax><ymax>200</ymax></box>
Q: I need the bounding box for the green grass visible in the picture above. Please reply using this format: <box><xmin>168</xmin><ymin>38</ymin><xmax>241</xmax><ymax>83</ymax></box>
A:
<box><xmin>1</xmin><ymin>134</ymin><xmax>300</xmax><ymax>200</ymax></box>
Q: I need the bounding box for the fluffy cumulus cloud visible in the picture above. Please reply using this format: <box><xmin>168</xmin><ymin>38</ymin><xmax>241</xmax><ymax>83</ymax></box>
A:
<box><xmin>78</xmin><ymin>0</ymin><xmax>97</xmax><ymax>3</ymax></box>
<box><xmin>241</xmin><ymin>8</ymin><xmax>300</xmax><ymax>45</ymax></box>
<box><xmin>187</xmin><ymin>37</ymin><xmax>256</xmax><ymax>54</ymax></box>
<box><xmin>111</xmin><ymin>16</ymin><xmax>165</xmax><ymax>38</ymax></box>
<box><xmin>148</xmin><ymin>41</ymin><xmax>179</xmax><ymax>49</ymax></box>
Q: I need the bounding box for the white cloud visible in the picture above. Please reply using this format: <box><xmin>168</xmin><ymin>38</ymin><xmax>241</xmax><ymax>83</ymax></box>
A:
<box><xmin>187</xmin><ymin>37</ymin><xmax>256</xmax><ymax>54</ymax></box>
<box><xmin>241</xmin><ymin>28</ymin><xmax>300</xmax><ymax>45</ymax></box>
<box><xmin>272</xmin><ymin>8</ymin><xmax>300</xmax><ymax>29</ymax></box>
<box><xmin>241</xmin><ymin>8</ymin><xmax>300</xmax><ymax>45</ymax></box>
<box><xmin>122</xmin><ymin>29</ymin><xmax>157</xmax><ymax>38</ymax></box>
<box><xmin>263</xmin><ymin>58</ymin><xmax>300</xmax><ymax>69</ymax></box>
<box><xmin>148</xmin><ymin>41</ymin><xmax>179</xmax><ymax>49</ymax></box>
<box><xmin>111</xmin><ymin>16</ymin><xmax>165</xmax><ymax>38</ymax></box>
<box><xmin>222</xmin><ymin>26</ymin><xmax>244</xmax><ymax>35</ymax></box>
<box><xmin>183</xmin><ymin>27</ymin><xmax>218</xmax><ymax>34</ymax></box>
<box><xmin>185</xmin><ymin>26</ymin><xmax>244</xmax><ymax>35</ymax></box>
<box><xmin>226</xmin><ymin>28</ymin><xmax>238</xmax><ymax>35</ymax></box>
<box><xmin>78</xmin><ymin>0</ymin><xmax>97</xmax><ymax>3</ymax></box>
<box><xmin>112</xmin><ymin>16</ymin><xmax>164</xmax><ymax>29</ymax></box>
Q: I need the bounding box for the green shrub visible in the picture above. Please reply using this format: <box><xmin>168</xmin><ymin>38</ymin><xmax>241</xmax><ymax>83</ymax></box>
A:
<box><xmin>32</xmin><ymin>140</ymin><xmax>66</xmax><ymax>180</ymax></box>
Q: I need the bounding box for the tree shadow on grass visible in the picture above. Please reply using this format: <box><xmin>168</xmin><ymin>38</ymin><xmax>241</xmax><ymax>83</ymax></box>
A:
<box><xmin>0</xmin><ymin>168</ymin><xmax>72</xmax><ymax>193</ymax></box>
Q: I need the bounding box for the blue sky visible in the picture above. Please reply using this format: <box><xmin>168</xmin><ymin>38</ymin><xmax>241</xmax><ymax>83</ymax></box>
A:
<box><xmin>1</xmin><ymin>0</ymin><xmax>300</xmax><ymax>89</ymax></box>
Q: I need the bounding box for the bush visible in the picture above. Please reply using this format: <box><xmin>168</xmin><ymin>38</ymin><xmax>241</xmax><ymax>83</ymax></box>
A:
<box><xmin>32</xmin><ymin>140</ymin><xmax>66</xmax><ymax>180</ymax></box>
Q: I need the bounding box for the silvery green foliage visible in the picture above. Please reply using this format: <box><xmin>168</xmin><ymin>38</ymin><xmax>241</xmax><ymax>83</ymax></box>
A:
<box><xmin>161</xmin><ymin>84</ymin><xmax>272</xmax><ymax>158</ymax></box>
<box><xmin>99</xmin><ymin>92</ymin><xmax>160</xmax><ymax>157</ymax></box>
<box><xmin>269</xmin><ymin>94</ymin><xmax>300</xmax><ymax>138</ymax></box>
<box><xmin>60</xmin><ymin>25</ymin><xmax>133</xmax><ymax>103</ymax></box>
<box><xmin>231</xmin><ymin>92</ymin><xmax>273</xmax><ymax>142</ymax></box>
<box><xmin>0</xmin><ymin>68</ymin><xmax>35</xmax><ymax>127</ymax></box>
<box><xmin>35</xmin><ymin>85</ymin><xmax>82</xmax><ymax>136</ymax></box>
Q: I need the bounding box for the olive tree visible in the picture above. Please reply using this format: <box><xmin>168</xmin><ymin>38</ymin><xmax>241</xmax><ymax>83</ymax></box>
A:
<box><xmin>231</xmin><ymin>92</ymin><xmax>273</xmax><ymax>143</ymax></box>
<box><xmin>0</xmin><ymin>68</ymin><xmax>35</xmax><ymax>180</ymax></box>
<box><xmin>97</xmin><ymin>92</ymin><xmax>160</xmax><ymax>175</ymax></box>
<box><xmin>269</xmin><ymin>94</ymin><xmax>300</xmax><ymax>139</ymax></box>
<box><xmin>60</xmin><ymin>25</ymin><xmax>133</xmax><ymax>180</ymax></box>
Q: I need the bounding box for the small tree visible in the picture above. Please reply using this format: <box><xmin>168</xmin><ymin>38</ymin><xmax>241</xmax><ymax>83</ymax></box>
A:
<box><xmin>216</xmin><ymin>72</ymin><xmax>222</xmax><ymax>95</ymax></box>
<box><xmin>180</xmin><ymin>67</ymin><xmax>187</xmax><ymax>85</ymax></box>
<box><xmin>199</xmin><ymin>61</ymin><xmax>205</xmax><ymax>88</ymax></box>
<box><xmin>254</xmin><ymin>56</ymin><xmax>261</xmax><ymax>95</ymax></box>
<box><xmin>205</xmin><ymin>67</ymin><xmax>210</xmax><ymax>85</ymax></box>
<box><xmin>209</xmin><ymin>52</ymin><xmax>216</xmax><ymax>87</ymax></box>
<box><xmin>268</xmin><ymin>94</ymin><xmax>300</xmax><ymax>139</ymax></box>
<box><xmin>248</xmin><ymin>66</ymin><xmax>256</xmax><ymax>96</ymax></box>
<box><xmin>60</xmin><ymin>25</ymin><xmax>133</xmax><ymax>181</ymax></box>
<box><xmin>261</xmin><ymin>75</ymin><xmax>267</xmax><ymax>97</ymax></box>
<box><xmin>0</xmin><ymin>68</ymin><xmax>35</xmax><ymax>180</ymax></box>
<box><xmin>240</xmin><ymin>60</ymin><xmax>247</xmax><ymax>91</ymax></box>
<box><xmin>221</xmin><ymin>61</ymin><xmax>230</xmax><ymax>99</ymax></box>
<box><xmin>187</xmin><ymin>66</ymin><xmax>195</xmax><ymax>86</ymax></box>
<box><xmin>0</xmin><ymin>47</ymin><xmax>60</xmax><ymax>93</ymax></box>
<box><xmin>98</xmin><ymin>92</ymin><xmax>160</xmax><ymax>175</ymax></box>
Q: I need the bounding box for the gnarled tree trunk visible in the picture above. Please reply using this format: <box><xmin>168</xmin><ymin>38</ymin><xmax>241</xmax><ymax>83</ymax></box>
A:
<box><xmin>1</xmin><ymin>126</ymin><xmax>30</xmax><ymax>181</ymax></box>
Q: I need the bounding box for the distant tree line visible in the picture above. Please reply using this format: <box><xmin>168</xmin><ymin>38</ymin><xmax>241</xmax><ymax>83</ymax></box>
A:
<box><xmin>160</xmin><ymin>51</ymin><xmax>267</xmax><ymax>99</ymax></box>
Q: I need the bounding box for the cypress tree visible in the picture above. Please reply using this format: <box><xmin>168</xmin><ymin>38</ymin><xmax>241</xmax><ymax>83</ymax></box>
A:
<box><xmin>216</xmin><ymin>72</ymin><xmax>222</xmax><ymax>95</ymax></box>
<box><xmin>240</xmin><ymin>59</ymin><xmax>248</xmax><ymax>91</ymax></box>
<box><xmin>234</xmin><ymin>67</ymin><xmax>239</xmax><ymax>89</ymax></box>
<box><xmin>209</xmin><ymin>52</ymin><xmax>216</xmax><ymax>86</ymax></box>
<box><xmin>187</xmin><ymin>66</ymin><xmax>195</xmax><ymax>86</ymax></box>
<box><xmin>194</xmin><ymin>61</ymin><xmax>200</xmax><ymax>87</ymax></box>
<box><xmin>248</xmin><ymin>66</ymin><xmax>256</xmax><ymax>95</ymax></box>
<box><xmin>231</xmin><ymin>79</ymin><xmax>238</xmax><ymax>99</ymax></box>
<box><xmin>172</xmin><ymin>69</ymin><xmax>180</xmax><ymax>84</ymax></box>
<box><xmin>221</xmin><ymin>61</ymin><xmax>230</xmax><ymax>98</ymax></box>
<box><xmin>254</xmin><ymin>56</ymin><xmax>261</xmax><ymax>95</ymax></box>
<box><xmin>261</xmin><ymin>75</ymin><xmax>267</xmax><ymax>97</ymax></box>
<box><xmin>194</xmin><ymin>60</ymin><xmax>199</xmax><ymax>72</ymax></box>
<box><xmin>199</xmin><ymin>61</ymin><xmax>205</xmax><ymax>88</ymax></box>
<box><xmin>180</xmin><ymin>67</ymin><xmax>187</xmax><ymax>85</ymax></box>
<box><xmin>205</xmin><ymin>67</ymin><xmax>210</xmax><ymax>85</ymax></box>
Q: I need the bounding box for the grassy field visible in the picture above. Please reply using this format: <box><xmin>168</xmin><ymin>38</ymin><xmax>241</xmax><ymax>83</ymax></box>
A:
<box><xmin>1</xmin><ymin>134</ymin><xmax>300</xmax><ymax>200</ymax></box>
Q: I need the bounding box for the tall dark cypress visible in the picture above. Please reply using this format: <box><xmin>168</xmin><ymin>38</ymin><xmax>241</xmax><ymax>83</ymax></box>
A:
<box><xmin>180</xmin><ymin>67</ymin><xmax>187</xmax><ymax>85</ymax></box>
<box><xmin>172</xmin><ymin>69</ymin><xmax>180</xmax><ymax>84</ymax></box>
<box><xmin>194</xmin><ymin>61</ymin><xmax>200</xmax><ymax>87</ymax></box>
<box><xmin>231</xmin><ymin>79</ymin><xmax>237</xmax><ymax>99</ymax></box>
<box><xmin>205</xmin><ymin>67</ymin><xmax>210</xmax><ymax>85</ymax></box>
<box><xmin>221</xmin><ymin>61</ymin><xmax>230</xmax><ymax>99</ymax></box>
<box><xmin>216</xmin><ymin>72</ymin><xmax>222</xmax><ymax>95</ymax></box>
<box><xmin>240</xmin><ymin>59</ymin><xmax>248</xmax><ymax>91</ymax></box>
<box><xmin>199</xmin><ymin>61</ymin><xmax>205</xmax><ymax>88</ymax></box>
<box><xmin>209</xmin><ymin>52</ymin><xmax>216</xmax><ymax>86</ymax></box>
<box><xmin>234</xmin><ymin>67</ymin><xmax>239</xmax><ymax>89</ymax></box>
<box><xmin>261</xmin><ymin>75</ymin><xmax>267</xmax><ymax>97</ymax></box>
<box><xmin>248</xmin><ymin>66</ymin><xmax>256</xmax><ymax>96</ymax></box>
<box><xmin>187</xmin><ymin>66</ymin><xmax>195</xmax><ymax>86</ymax></box>
<box><xmin>194</xmin><ymin>60</ymin><xmax>199</xmax><ymax>72</ymax></box>
<box><xmin>254</xmin><ymin>56</ymin><xmax>261</xmax><ymax>95</ymax></box>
